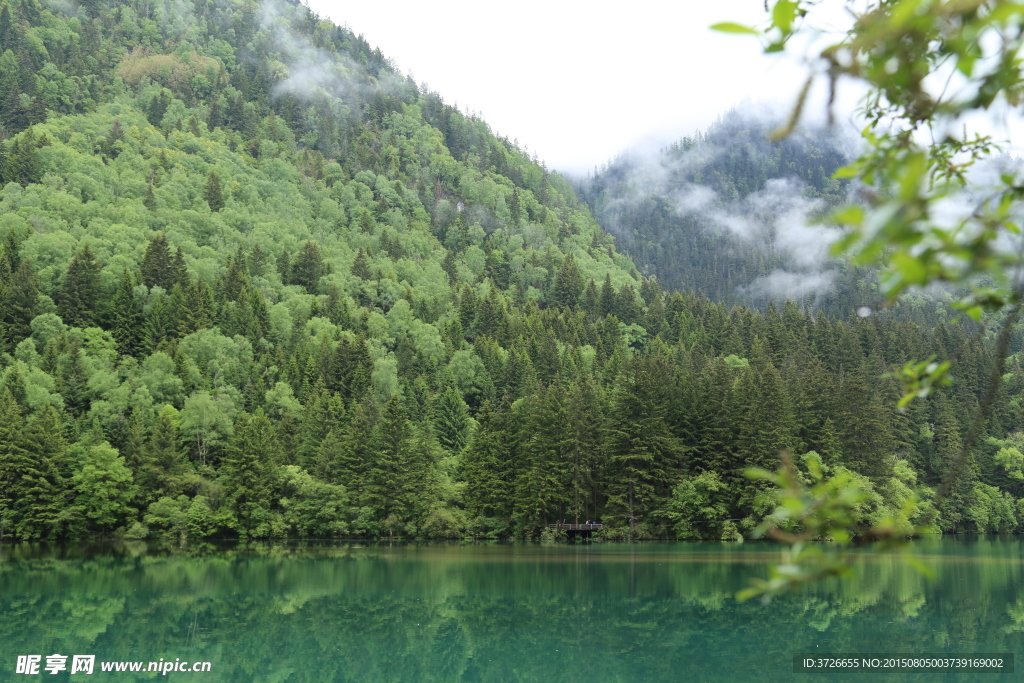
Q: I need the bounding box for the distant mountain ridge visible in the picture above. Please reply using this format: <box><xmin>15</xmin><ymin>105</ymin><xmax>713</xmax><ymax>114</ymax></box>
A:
<box><xmin>578</xmin><ymin>112</ymin><xmax>865</xmax><ymax>314</ymax></box>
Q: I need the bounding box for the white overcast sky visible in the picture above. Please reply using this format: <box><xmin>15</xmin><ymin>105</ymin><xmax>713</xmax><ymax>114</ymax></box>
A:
<box><xmin>297</xmin><ymin>0</ymin><xmax>863</xmax><ymax>175</ymax></box>
<box><xmin>301</xmin><ymin>1</ymin><xmax>1024</xmax><ymax>175</ymax></box>
<box><xmin>305</xmin><ymin>0</ymin><xmax>842</xmax><ymax>175</ymax></box>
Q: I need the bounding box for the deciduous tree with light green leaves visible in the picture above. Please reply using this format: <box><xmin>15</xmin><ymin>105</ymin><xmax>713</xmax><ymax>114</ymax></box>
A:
<box><xmin>68</xmin><ymin>430</ymin><xmax>136</xmax><ymax>536</ymax></box>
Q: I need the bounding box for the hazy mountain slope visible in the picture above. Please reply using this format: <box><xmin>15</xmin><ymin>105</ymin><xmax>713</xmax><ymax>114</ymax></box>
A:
<box><xmin>579</xmin><ymin>111</ymin><xmax>866</xmax><ymax>312</ymax></box>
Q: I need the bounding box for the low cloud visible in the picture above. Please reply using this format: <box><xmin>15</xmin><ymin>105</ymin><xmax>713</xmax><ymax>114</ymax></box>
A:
<box><xmin>738</xmin><ymin>269</ymin><xmax>837</xmax><ymax>304</ymax></box>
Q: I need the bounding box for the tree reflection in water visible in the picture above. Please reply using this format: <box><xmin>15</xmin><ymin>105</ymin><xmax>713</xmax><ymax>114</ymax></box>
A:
<box><xmin>1</xmin><ymin>539</ymin><xmax>1021</xmax><ymax>682</ymax></box>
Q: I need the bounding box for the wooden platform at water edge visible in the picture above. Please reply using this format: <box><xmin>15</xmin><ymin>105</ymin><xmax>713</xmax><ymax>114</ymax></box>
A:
<box><xmin>547</xmin><ymin>523</ymin><xmax>603</xmax><ymax>537</ymax></box>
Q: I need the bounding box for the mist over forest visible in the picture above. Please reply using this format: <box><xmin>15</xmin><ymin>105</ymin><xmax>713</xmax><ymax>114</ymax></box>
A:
<box><xmin>579</xmin><ymin>111</ymin><xmax>865</xmax><ymax>312</ymax></box>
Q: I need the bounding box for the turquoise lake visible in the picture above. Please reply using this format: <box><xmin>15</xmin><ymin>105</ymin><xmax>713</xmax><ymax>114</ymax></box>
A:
<box><xmin>1</xmin><ymin>537</ymin><xmax>1021</xmax><ymax>681</ymax></box>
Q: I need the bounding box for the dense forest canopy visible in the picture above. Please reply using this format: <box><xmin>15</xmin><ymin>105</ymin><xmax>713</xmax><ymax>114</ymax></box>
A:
<box><xmin>0</xmin><ymin>0</ymin><xmax>1021</xmax><ymax>541</ymax></box>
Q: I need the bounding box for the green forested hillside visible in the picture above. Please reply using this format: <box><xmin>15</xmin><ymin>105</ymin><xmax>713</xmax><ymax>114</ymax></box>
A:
<box><xmin>0</xmin><ymin>0</ymin><xmax>1021</xmax><ymax>541</ymax></box>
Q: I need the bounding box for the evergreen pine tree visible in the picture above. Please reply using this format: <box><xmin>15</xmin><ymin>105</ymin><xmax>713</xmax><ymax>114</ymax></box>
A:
<box><xmin>336</xmin><ymin>399</ymin><xmax>376</xmax><ymax>500</ymax></box>
<box><xmin>297</xmin><ymin>386</ymin><xmax>343</xmax><ymax>468</ymax></box>
<box><xmin>565</xmin><ymin>378</ymin><xmax>603</xmax><ymax>522</ymax></box>
<box><xmin>599</xmin><ymin>274</ymin><xmax>616</xmax><ymax>317</ymax></box>
<box><xmin>475</xmin><ymin>289</ymin><xmax>508</xmax><ymax>340</ymax></box>
<box><xmin>731</xmin><ymin>356</ymin><xmax>798</xmax><ymax>514</ymax></box>
<box><xmin>312</xmin><ymin>427</ymin><xmax>345</xmax><ymax>484</ymax></box>
<box><xmin>838</xmin><ymin>363</ymin><xmax>895</xmax><ymax>478</ymax></box>
<box><xmin>177</xmin><ymin>278</ymin><xmax>213</xmax><ymax>335</ymax></box>
<box><xmin>120</xmin><ymin>411</ymin><xmax>147</xmax><ymax>480</ymax></box>
<box><xmin>55</xmin><ymin>244</ymin><xmax>103</xmax><ymax>327</ymax></box>
<box><xmin>143</xmin><ymin>181</ymin><xmax>157</xmax><ymax>211</ymax></box>
<box><xmin>582</xmin><ymin>280</ymin><xmax>599</xmax><ymax>317</ymax></box>
<box><xmin>533</xmin><ymin>330</ymin><xmax>561</xmax><ymax>384</ymax></box>
<box><xmin>5</xmin><ymin>128</ymin><xmax>39</xmax><ymax>182</ymax></box>
<box><xmin>207</xmin><ymin>93</ymin><xmax>222</xmax><ymax>130</ymax></box>
<box><xmin>80</xmin><ymin>0</ymin><xmax>101</xmax><ymax>20</ymax></box>
<box><xmin>351</xmin><ymin>247</ymin><xmax>371</xmax><ymax>280</ymax></box>
<box><xmin>0</xmin><ymin>50</ymin><xmax>23</xmax><ymax>133</ymax></box>
<box><xmin>433</xmin><ymin>385</ymin><xmax>470</xmax><ymax>453</ymax></box>
<box><xmin>218</xmin><ymin>249</ymin><xmax>250</xmax><ymax>303</ymax></box>
<box><xmin>137</xmin><ymin>406</ymin><xmax>186</xmax><ymax>506</ymax></box>
<box><xmin>4</xmin><ymin>257</ymin><xmax>38</xmax><ymax>340</ymax></box>
<box><xmin>141</xmin><ymin>233</ymin><xmax>175</xmax><ymax>291</ymax></box>
<box><xmin>171</xmin><ymin>247</ymin><xmax>188</xmax><ymax>287</ymax></box>
<box><xmin>358</xmin><ymin>207</ymin><xmax>375</xmax><ymax>234</ymax></box>
<box><xmin>501</xmin><ymin>346</ymin><xmax>537</xmax><ymax>401</ymax></box>
<box><xmin>0</xmin><ymin>388</ymin><xmax>29</xmax><ymax>539</ymax></box>
<box><xmin>513</xmin><ymin>383</ymin><xmax>570</xmax><ymax>534</ymax></box>
<box><xmin>817</xmin><ymin>418</ymin><xmax>844</xmax><ymax>464</ymax></box>
<box><xmin>551</xmin><ymin>252</ymin><xmax>584</xmax><ymax>310</ymax></box>
<box><xmin>224</xmin><ymin>410</ymin><xmax>280</xmax><ymax>537</ymax></box>
<box><xmin>98</xmin><ymin>119</ymin><xmax>124</xmax><ymax>160</ymax></box>
<box><xmin>247</xmin><ymin>243</ymin><xmax>268</xmax><ymax>277</ymax></box>
<box><xmin>931</xmin><ymin>393</ymin><xmax>974</xmax><ymax>531</ymax></box>
<box><xmin>457</xmin><ymin>285</ymin><xmax>477</xmax><ymax>333</ymax></box>
<box><xmin>144</xmin><ymin>293</ymin><xmax>176</xmax><ymax>349</ymax></box>
<box><xmin>366</xmin><ymin>395</ymin><xmax>417</xmax><ymax>525</ymax></box>
<box><xmin>110</xmin><ymin>269</ymin><xmax>145</xmax><ymax>357</ymax></box>
<box><xmin>203</xmin><ymin>171</ymin><xmax>224</xmax><ymax>212</ymax></box>
<box><xmin>460</xmin><ymin>401</ymin><xmax>514</xmax><ymax>531</ymax></box>
<box><xmin>509</xmin><ymin>188</ymin><xmax>522</xmax><ymax>226</ymax></box>
<box><xmin>146</xmin><ymin>89</ymin><xmax>170</xmax><ymax>127</ymax></box>
<box><xmin>441</xmin><ymin>249</ymin><xmax>457</xmax><ymax>283</ymax></box>
<box><xmin>276</xmin><ymin>247</ymin><xmax>292</xmax><ymax>284</ymax></box>
<box><xmin>17</xmin><ymin>405</ymin><xmax>68</xmax><ymax>539</ymax></box>
<box><xmin>0</xmin><ymin>136</ymin><xmax>8</xmax><ymax>185</ymax></box>
<box><xmin>244</xmin><ymin>286</ymin><xmax>270</xmax><ymax>340</ymax></box>
<box><xmin>604</xmin><ymin>356</ymin><xmax>681</xmax><ymax>534</ymax></box>
<box><xmin>56</xmin><ymin>338</ymin><xmax>90</xmax><ymax>418</ymax></box>
<box><xmin>290</xmin><ymin>240</ymin><xmax>328</xmax><ymax>293</ymax></box>
<box><xmin>2</xmin><ymin>363</ymin><xmax>27</xmax><ymax>408</ymax></box>
<box><xmin>0</xmin><ymin>7</ymin><xmax>12</xmax><ymax>53</ymax></box>
<box><xmin>614</xmin><ymin>283</ymin><xmax>642</xmax><ymax>325</ymax></box>
<box><xmin>324</xmin><ymin>285</ymin><xmax>349</xmax><ymax>327</ymax></box>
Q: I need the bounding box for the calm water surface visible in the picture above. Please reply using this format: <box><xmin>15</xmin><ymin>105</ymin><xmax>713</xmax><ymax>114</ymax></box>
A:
<box><xmin>1</xmin><ymin>537</ymin><xmax>1021</xmax><ymax>681</ymax></box>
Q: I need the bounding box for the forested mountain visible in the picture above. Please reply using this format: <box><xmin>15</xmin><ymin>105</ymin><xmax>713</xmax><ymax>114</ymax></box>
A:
<box><xmin>578</xmin><ymin>113</ymin><xmax>884</xmax><ymax>316</ymax></box>
<box><xmin>0</xmin><ymin>0</ymin><xmax>1020</xmax><ymax>542</ymax></box>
